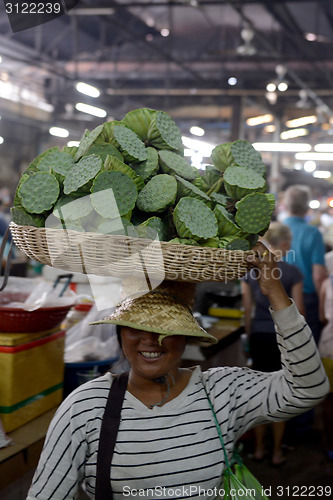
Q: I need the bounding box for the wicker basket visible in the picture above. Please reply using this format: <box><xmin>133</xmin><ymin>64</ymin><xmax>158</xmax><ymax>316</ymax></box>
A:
<box><xmin>9</xmin><ymin>222</ymin><xmax>254</xmax><ymax>283</ymax></box>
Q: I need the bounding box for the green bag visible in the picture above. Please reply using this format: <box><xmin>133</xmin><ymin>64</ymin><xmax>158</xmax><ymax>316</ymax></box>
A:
<box><xmin>203</xmin><ymin>384</ymin><xmax>270</xmax><ymax>500</ymax></box>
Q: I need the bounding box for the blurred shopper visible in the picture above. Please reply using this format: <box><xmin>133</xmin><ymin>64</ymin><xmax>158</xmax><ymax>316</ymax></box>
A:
<box><xmin>282</xmin><ymin>185</ymin><xmax>327</xmax><ymax>344</ymax></box>
<box><xmin>319</xmin><ymin>250</ymin><xmax>333</xmax><ymax>460</ymax></box>
<box><xmin>242</xmin><ymin>222</ymin><xmax>304</xmax><ymax>466</ymax></box>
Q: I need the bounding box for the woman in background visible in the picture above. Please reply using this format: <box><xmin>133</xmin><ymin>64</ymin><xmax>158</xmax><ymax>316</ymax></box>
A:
<box><xmin>242</xmin><ymin>222</ymin><xmax>304</xmax><ymax>466</ymax></box>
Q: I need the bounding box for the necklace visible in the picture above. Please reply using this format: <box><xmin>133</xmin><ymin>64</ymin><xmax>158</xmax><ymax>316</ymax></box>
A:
<box><xmin>148</xmin><ymin>374</ymin><xmax>175</xmax><ymax>409</ymax></box>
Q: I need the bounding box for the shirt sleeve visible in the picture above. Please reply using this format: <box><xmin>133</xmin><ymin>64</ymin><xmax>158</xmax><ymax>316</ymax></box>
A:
<box><xmin>26</xmin><ymin>392</ymin><xmax>90</xmax><ymax>500</ymax></box>
<box><xmin>209</xmin><ymin>301</ymin><xmax>330</xmax><ymax>444</ymax></box>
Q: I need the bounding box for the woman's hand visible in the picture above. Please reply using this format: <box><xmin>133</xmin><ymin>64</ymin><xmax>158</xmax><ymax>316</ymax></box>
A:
<box><xmin>246</xmin><ymin>242</ymin><xmax>292</xmax><ymax>311</ymax></box>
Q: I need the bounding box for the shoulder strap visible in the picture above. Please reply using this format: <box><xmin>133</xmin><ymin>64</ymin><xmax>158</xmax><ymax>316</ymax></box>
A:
<box><xmin>95</xmin><ymin>371</ymin><xmax>129</xmax><ymax>500</ymax></box>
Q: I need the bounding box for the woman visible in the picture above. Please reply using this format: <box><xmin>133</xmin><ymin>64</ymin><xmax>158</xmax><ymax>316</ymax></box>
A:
<box><xmin>27</xmin><ymin>243</ymin><xmax>329</xmax><ymax>500</ymax></box>
<box><xmin>241</xmin><ymin>222</ymin><xmax>304</xmax><ymax>466</ymax></box>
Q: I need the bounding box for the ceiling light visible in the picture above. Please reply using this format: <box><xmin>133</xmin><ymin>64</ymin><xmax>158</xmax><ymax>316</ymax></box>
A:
<box><xmin>304</xmin><ymin>160</ymin><xmax>316</xmax><ymax>172</ymax></box>
<box><xmin>314</xmin><ymin>144</ymin><xmax>333</xmax><ymax>152</ymax></box>
<box><xmin>253</xmin><ymin>142</ymin><xmax>311</xmax><ymax>152</ymax></box>
<box><xmin>277</xmin><ymin>81</ymin><xmax>288</xmax><ymax>92</ymax></box>
<box><xmin>0</xmin><ymin>136</ymin><xmax>3</xmax><ymax>144</ymax></box>
<box><xmin>246</xmin><ymin>114</ymin><xmax>273</xmax><ymax>127</ymax></box>
<box><xmin>190</xmin><ymin>126</ymin><xmax>205</xmax><ymax>137</ymax></box>
<box><xmin>75</xmin><ymin>102</ymin><xmax>107</xmax><ymax>118</ymax></box>
<box><xmin>182</xmin><ymin>136</ymin><xmax>214</xmax><ymax>157</ymax></box>
<box><xmin>309</xmin><ymin>200</ymin><xmax>320</xmax><ymax>209</ymax></box>
<box><xmin>0</xmin><ymin>56</ymin><xmax>2</xmax><ymax>63</ymax></box>
<box><xmin>228</xmin><ymin>77</ymin><xmax>237</xmax><ymax>86</ymax></box>
<box><xmin>49</xmin><ymin>127</ymin><xmax>69</xmax><ymax>138</ymax></box>
<box><xmin>286</xmin><ymin>115</ymin><xmax>317</xmax><ymax>128</ymax></box>
<box><xmin>145</xmin><ymin>16</ymin><xmax>155</xmax><ymax>27</ymax></box>
<box><xmin>305</xmin><ymin>32</ymin><xmax>317</xmax><ymax>42</ymax></box>
<box><xmin>266</xmin><ymin>83</ymin><xmax>276</xmax><ymax>92</ymax></box>
<box><xmin>160</xmin><ymin>28</ymin><xmax>170</xmax><ymax>37</ymax></box>
<box><xmin>67</xmin><ymin>141</ymin><xmax>80</xmax><ymax>147</ymax></box>
<box><xmin>313</xmin><ymin>171</ymin><xmax>331</xmax><ymax>179</ymax></box>
<box><xmin>280</xmin><ymin>128</ymin><xmax>308</xmax><ymax>140</ymax></box>
<box><xmin>265</xmin><ymin>91</ymin><xmax>278</xmax><ymax>105</ymax></box>
<box><xmin>295</xmin><ymin>152</ymin><xmax>333</xmax><ymax>161</ymax></box>
<box><xmin>76</xmin><ymin>82</ymin><xmax>100</xmax><ymax>98</ymax></box>
<box><xmin>264</xmin><ymin>125</ymin><xmax>276</xmax><ymax>133</ymax></box>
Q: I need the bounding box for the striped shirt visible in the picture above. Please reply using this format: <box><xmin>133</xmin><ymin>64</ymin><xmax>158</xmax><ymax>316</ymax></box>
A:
<box><xmin>27</xmin><ymin>302</ymin><xmax>329</xmax><ymax>500</ymax></box>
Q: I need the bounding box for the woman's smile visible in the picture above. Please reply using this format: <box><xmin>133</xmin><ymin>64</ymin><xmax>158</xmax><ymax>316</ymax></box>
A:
<box><xmin>140</xmin><ymin>351</ymin><xmax>164</xmax><ymax>360</ymax></box>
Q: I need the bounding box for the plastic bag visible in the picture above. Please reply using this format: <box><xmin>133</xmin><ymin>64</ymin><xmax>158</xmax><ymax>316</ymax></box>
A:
<box><xmin>220</xmin><ymin>468</ymin><xmax>256</xmax><ymax>500</ymax></box>
<box><xmin>64</xmin><ymin>302</ymin><xmax>120</xmax><ymax>363</ymax></box>
<box><xmin>234</xmin><ymin>463</ymin><xmax>270</xmax><ymax>500</ymax></box>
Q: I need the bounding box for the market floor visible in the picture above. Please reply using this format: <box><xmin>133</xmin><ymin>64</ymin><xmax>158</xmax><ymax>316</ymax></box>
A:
<box><xmin>2</xmin><ymin>405</ymin><xmax>332</xmax><ymax>500</ymax></box>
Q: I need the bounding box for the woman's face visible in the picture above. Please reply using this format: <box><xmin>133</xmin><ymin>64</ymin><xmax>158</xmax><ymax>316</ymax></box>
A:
<box><xmin>121</xmin><ymin>327</ymin><xmax>187</xmax><ymax>381</ymax></box>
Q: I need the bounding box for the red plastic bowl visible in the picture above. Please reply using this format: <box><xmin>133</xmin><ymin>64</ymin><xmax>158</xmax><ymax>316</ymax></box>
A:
<box><xmin>0</xmin><ymin>292</ymin><xmax>73</xmax><ymax>333</ymax></box>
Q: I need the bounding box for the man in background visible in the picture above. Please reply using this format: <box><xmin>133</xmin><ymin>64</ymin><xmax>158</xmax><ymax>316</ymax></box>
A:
<box><xmin>283</xmin><ymin>184</ymin><xmax>327</xmax><ymax>344</ymax></box>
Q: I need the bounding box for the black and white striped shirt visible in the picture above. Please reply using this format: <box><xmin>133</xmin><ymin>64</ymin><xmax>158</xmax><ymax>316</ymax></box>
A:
<box><xmin>27</xmin><ymin>302</ymin><xmax>329</xmax><ymax>499</ymax></box>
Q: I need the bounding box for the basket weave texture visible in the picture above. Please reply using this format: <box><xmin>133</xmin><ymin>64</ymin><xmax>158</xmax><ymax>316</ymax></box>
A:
<box><xmin>10</xmin><ymin>222</ymin><xmax>254</xmax><ymax>283</ymax></box>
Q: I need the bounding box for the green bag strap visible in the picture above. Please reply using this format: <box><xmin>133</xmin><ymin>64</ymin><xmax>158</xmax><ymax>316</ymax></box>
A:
<box><xmin>202</xmin><ymin>382</ymin><xmax>231</xmax><ymax>470</ymax></box>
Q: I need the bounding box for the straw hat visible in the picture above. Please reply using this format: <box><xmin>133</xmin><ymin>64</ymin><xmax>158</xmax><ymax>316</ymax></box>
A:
<box><xmin>91</xmin><ymin>280</ymin><xmax>217</xmax><ymax>346</ymax></box>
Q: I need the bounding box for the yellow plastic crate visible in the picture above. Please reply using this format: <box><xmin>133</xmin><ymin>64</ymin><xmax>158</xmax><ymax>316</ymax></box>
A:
<box><xmin>0</xmin><ymin>330</ymin><xmax>65</xmax><ymax>432</ymax></box>
<box><xmin>208</xmin><ymin>307</ymin><xmax>244</xmax><ymax>319</ymax></box>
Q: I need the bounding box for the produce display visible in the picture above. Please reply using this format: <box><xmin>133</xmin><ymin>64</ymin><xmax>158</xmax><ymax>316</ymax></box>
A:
<box><xmin>11</xmin><ymin>108</ymin><xmax>275</xmax><ymax>251</ymax></box>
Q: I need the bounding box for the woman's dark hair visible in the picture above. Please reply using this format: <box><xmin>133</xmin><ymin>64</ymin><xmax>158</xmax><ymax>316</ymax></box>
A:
<box><xmin>116</xmin><ymin>325</ymin><xmax>122</xmax><ymax>348</ymax></box>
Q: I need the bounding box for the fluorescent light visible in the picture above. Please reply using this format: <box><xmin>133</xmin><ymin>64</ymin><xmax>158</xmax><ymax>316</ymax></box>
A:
<box><xmin>246</xmin><ymin>114</ymin><xmax>273</xmax><ymax>127</ymax></box>
<box><xmin>295</xmin><ymin>152</ymin><xmax>333</xmax><ymax>161</ymax></box>
<box><xmin>253</xmin><ymin>142</ymin><xmax>311</xmax><ymax>152</ymax></box>
<box><xmin>190</xmin><ymin>126</ymin><xmax>205</xmax><ymax>137</ymax></box>
<box><xmin>309</xmin><ymin>200</ymin><xmax>320</xmax><ymax>209</ymax></box>
<box><xmin>264</xmin><ymin>124</ymin><xmax>276</xmax><ymax>133</ymax></box>
<box><xmin>49</xmin><ymin>127</ymin><xmax>69</xmax><ymax>138</ymax></box>
<box><xmin>76</xmin><ymin>82</ymin><xmax>100</xmax><ymax>98</ymax></box>
<box><xmin>305</xmin><ymin>32</ymin><xmax>317</xmax><ymax>42</ymax></box>
<box><xmin>160</xmin><ymin>28</ymin><xmax>170</xmax><ymax>37</ymax></box>
<box><xmin>67</xmin><ymin>141</ymin><xmax>80</xmax><ymax>147</ymax></box>
<box><xmin>286</xmin><ymin>115</ymin><xmax>317</xmax><ymax>128</ymax></box>
<box><xmin>280</xmin><ymin>128</ymin><xmax>308</xmax><ymax>140</ymax></box>
<box><xmin>314</xmin><ymin>144</ymin><xmax>333</xmax><ymax>152</ymax></box>
<box><xmin>182</xmin><ymin>136</ymin><xmax>214</xmax><ymax>157</ymax></box>
<box><xmin>0</xmin><ymin>136</ymin><xmax>3</xmax><ymax>144</ymax></box>
<box><xmin>75</xmin><ymin>102</ymin><xmax>107</xmax><ymax>118</ymax></box>
<box><xmin>313</xmin><ymin>171</ymin><xmax>331</xmax><ymax>179</ymax></box>
<box><xmin>266</xmin><ymin>83</ymin><xmax>276</xmax><ymax>92</ymax></box>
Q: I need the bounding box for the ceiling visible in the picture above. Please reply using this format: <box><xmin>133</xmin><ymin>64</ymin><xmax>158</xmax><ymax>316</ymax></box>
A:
<box><xmin>0</xmin><ymin>0</ymin><xmax>333</xmax><ymax>194</ymax></box>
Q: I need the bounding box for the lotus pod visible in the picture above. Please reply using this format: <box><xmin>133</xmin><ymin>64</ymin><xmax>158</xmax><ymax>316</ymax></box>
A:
<box><xmin>104</xmin><ymin>155</ymin><xmax>144</xmax><ymax>192</ymax></box>
<box><xmin>37</xmin><ymin>151</ymin><xmax>74</xmax><ymax>177</ymax></box>
<box><xmin>10</xmin><ymin>206</ymin><xmax>45</xmax><ymax>227</ymax></box>
<box><xmin>219</xmin><ymin>236</ymin><xmax>250</xmax><ymax>251</ymax></box>
<box><xmin>133</xmin><ymin>147</ymin><xmax>159</xmax><ymax>182</ymax></box>
<box><xmin>138</xmin><ymin>216</ymin><xmax>168</xmax><ymax>241</ymax></box>
<box><xmin>193</xmin><ymin>174</ymin><xmax>209</xmax><ymax>193</ymax></box>
<box><xmin>85</xmin><ymin>142</ymin><xmax>124</xmax><ymax>163</ymax></box>
<box><xmin>30</xmin><ymin>146</ymin><xmax>59</xmax><ymax>171</ymax></box>
<box><xmin>175</xmin><ymin>175</ymin><xmax>211</xmax><ymax>206</ymax></box>
<box><xmin>159</xmin><ymin>150</ymin><xmax>196</xmax><ymax>181</ymax></box>
<box><xmin>74</xmin><ymin>124</ymin><xmax>104</xmax><ymax>161</ymax></box>
<box><xmin>14</xmin><ymin>173</ymin><xmax>33</xmax><ymax>206</ymax></box>
<box><xmin>230</xmin><ymin>140</ymin><xmax>266</xmax><ymax>177</ymax></box>
<box><xmin>99</xmin><ymin>120</ymin><xmax>123</xmax><ymax>143</ymax></box>
<box><xmin>18</xmin><ymin>172</ymin><xmax>60</xmax><ymax>214</ymax></box>
<box><xmin>147</xmin><ymin>111</ymin><xmax>183</xmax><ymax>151</ymax></box>
<box><xmin>223</xmin><ymin>166</ymin><xmax>266</xmax><ymax>200</ymax></box>
<box><xmin>214</xmin><ymin>204</ymin><xmax>244</xmax><ymax>237</ymax></box>
<box><xmin>46</xmin><ymin>214</ymin><xmax>84</xmax><ymax>232</ymax></box>
<box><xmin>173</xmin><ymin>197</ymin><xmax>218</xmax><ymax>241</ymax></box>
<box><xmin>53</xmin><ymin>194</ymin><xmax>93</xmax><ymax>221</ymax></box>
<box><xmin>202</xmin><ymin>164</ymin><xmax>222</xmax><ymax>188</ymax></box>
<box><xmin>211</xmin><ymin>143</ymin><xmax>233</xmax><ymax>172</ymax></box>
<box><xmin>110</xmin><ymin>124</ymin><xmax>147</xmax><ymax>163</ymax></box>
<box><xmin>122</xmin><ymin>108</ymin><xmax>157</xmax><ymax>141</ymax></box>
<box><xmin>97</xmin><ymin>217</ymin><xmax>133</xmax><ymax>235</ymax></box>
<box><xmin>136</xmin><ymin>174</ymin><xmax>177</xmax><ymax>214</ymax></box>
<box><xmin>235</xmin><ymin>192</ymin><xmax>275</xmax><ymax>234</ymax></box>
<box><xmin>199</xmin><ymin>237</ymin><xmax>220</xmax><ymax>248</ymax></box>
<box><xmin>62</xmin><ymin>145</ymin><xmax>78</xmax><ymax>158</ymax></box>
<box><xmin>63</xmin><ymin>154</ymin><xmax>103</xmax><ymax>195</ymax></box>
<box><xmin>168</xmin><ymin>238</ymin><xmax>199</xmax><ymax>246</ymax></box>
<box><xmin>91</xmin><ymin>170</ymin><xmax>138</xmax><ymax>218</ymax></box>
<box><xmin>247</xmin><ymin>233</ymin><xmax>259</xmax><ymax>248</ymax></box>
<box><xmin>210</xmin><ymin>192</ymin><xmax>232</xmax><ymax>208</ymax></box>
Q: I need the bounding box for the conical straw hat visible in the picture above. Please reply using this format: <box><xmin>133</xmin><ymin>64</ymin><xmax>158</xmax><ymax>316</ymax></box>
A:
<box><xmin>91</xmin><ymin>280</ymin><xmax>217</xmax><ymax>346</ymax></box>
